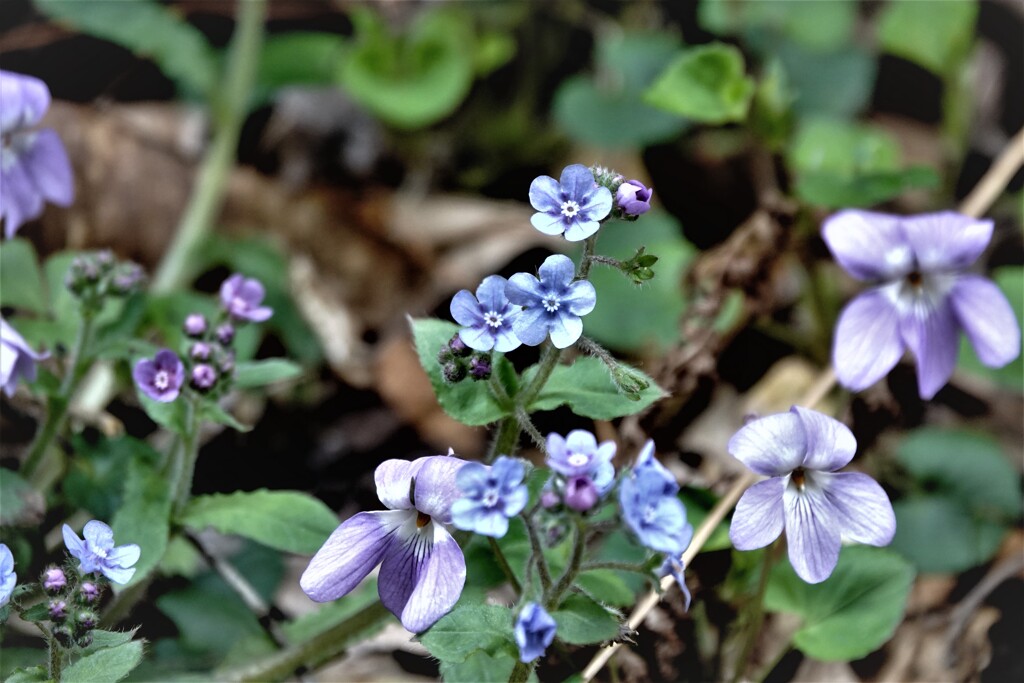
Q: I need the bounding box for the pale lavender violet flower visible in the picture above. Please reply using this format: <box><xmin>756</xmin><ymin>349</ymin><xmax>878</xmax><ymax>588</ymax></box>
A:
<box><xmin>0</xmin><ymin>71</ymin><xmax>74</xmax><ymax>238</ymax></box>
<box><xmin>133</xmin><ymin>349</ymin><xmax>184</xmax><ymax>403</ymax></box>
<box><xmin>62</xmin><ymin>520</ymin><xmax>140</xmax><ymax>585</ymax></box>
<box><xmin>546</xmin><ymin>429</ymin><xmax>616</xmax><ymax>494</ymax></box>
<box><xmin>301</xmin><ymin>454</ymin><xmax>468</xmax><ymax>633</ymax></box>
<box><xmin>529</xmin><ymin>164</ymin><xmax>613</xmax><ymax>242</ymax></box>
<box><xmin>823</xmin><ymin>210</ymin><xmax>1020</xmax><ymax>399</ymax></box>
<box><xmin>451</xmin><ymin>456</ymin><xmax>528</xmax><ymax>538</ymax></box>
<box><xmin>1</xmin><ymin>317</ymin><xmax>48</xmax><ymax>397</ymax></box>
<box><xmin>616</xmin><ymin>180</ymin><xmax>652</xmax><ymax>217</ymax></box>
<box><xmin>219</xmin><ymin>273</ymin><xmax>273</xmax><ymax>323</ymax></box>
<box><xmin>506</xmin><ymin>254</ymin><xmax>596</xmax><ymax>349</ymax></box>
<box><xmin>514</xmin><ymin>602</ymin><xmax>557</xmax><ymax>663</ymax></box>
<box><xmin>450</xmin><ymin>275</ymin><xmax>522</xmax><ymax>352</ymax></box>
<box><xmin>728</xmin><ymin>406</ymin><xmax>896</xmax><ymax>584</ymax></box>
<box><xmin>0</xmin><ymin>543</ymin><xmax>15</xmax><ymax>607</ymax></box>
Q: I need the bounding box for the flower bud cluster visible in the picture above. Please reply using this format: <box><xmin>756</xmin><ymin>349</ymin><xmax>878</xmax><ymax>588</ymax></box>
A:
<box><xmin>38</xmin><ymin>564</ymin><xmax>107</xmax><ymax>650</ymax></box>
<box><xmin>437</xmin><ymin>334</ymin><xmax>492</xmax><ymax>384</ymax></box>
<box><xmin>65</xmin><ymin>250</ymin><xmax>146</xmax><ymax>312</ymax></box>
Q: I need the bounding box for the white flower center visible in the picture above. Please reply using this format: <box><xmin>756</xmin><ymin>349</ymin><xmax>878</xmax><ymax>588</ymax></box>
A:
<box><xmin>483</xmin><ymin>310</ymin><xmax>504</xmax><ymax>328</ymax></box>
<box><xmin>153</xmin><ymin>370</ymin><xmax>170</xmax><ymax>391</ymax></box>
<box><xmin>542</xmin><ymin>296</ymin><xmax>560</xmax><ymax>313</ymax></box>
<box><xmin>560</xmin><ymin>200</ymin><xmax>580</xmax><ymax>218</ymax></box>
<box><xmin>642</xmin><ymin>504</ymin><xmax>656</xmax><ymax>525</ymax></box>
<box><xmin>567</xmin><ymin>452</ymin><xmax>589</xmax><ymax>468</ymax></box>
<box><xmin>482</xmin><ymin>488</ymin><xmax>500</xmax><ymax>507</ymax></box>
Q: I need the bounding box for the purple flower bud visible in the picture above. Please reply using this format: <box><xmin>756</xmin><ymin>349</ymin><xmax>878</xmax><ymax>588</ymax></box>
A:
<box><xmin>564</xmin><ymin>475</ymin><xmax>600</xmax><ymax>512</ymax></box>
<box><xmin>95</xmin><ymin>250</ymin><xmax>115</xmax><ymax>272</ymax></box>
<box><xmin>133</xmin><ymin>349</ymin><xmax>185</xmax><ymax>403</ymax></box>
<box><xmin>42</xmin><ymin>566</ymin><xmax>66</xmax><ymax>592</ymax></box>
<box><xmin>540</xmin><ymin>489</ymin><xmax>560</xmax><ymax>509</ymax></box>
<box><xmin>448</xmin><ymin>334</ymin><xmax>471</xmax><ymax>357</ymax></box>
<box><xmin>76</xmin><ymin>632</ymin><xmax>93</xmax><ymax>648</ymax></box>
<box><xmin>110</xmin><ymin>263</ymin><xmax>145</xmax><ymax>295</ymax></box>
<box><xmin>49</xmin><ymin>599</ymin><xmax>67</xmax><ymax>620</ymax></box>
<box><xmin>442</xmin><ymin>361</ymin><xmax>467</xmax><ymax>384</ymax></box>
<box><xmin>219</xmin><ymin>273</ymin><xmax>273</xmax><ymax>322</ymax></box>
<box><xmin>183</xmin><ymin>313</ymin><xmax>207</xmax><ymax>338</ymax></box>
<box><xmin>468</xmin><ymin>354</ymin><xmax>492</xmax><ymax>381</ymax></box>
<box><xmin>52</xmin><ymin>625</ymin><xmax>74</xmax><ymax>647</ymax></box>
<box><xmin>76</xmin><ymin>609</ymin><xmax>98</xmax><ymax>630</ymax></box>
<box><xmin>190</xmin><ymin>342</ymin><xmax>212</xmax><ymax>361</ymax></box>
<box><xmin>190</xmin><ymin>364</ymin><xmax>218</xmax><ymax>391</ymax></box>
<box><xmin>216</xmin><ymin>323</ymin><xmax>235</xmax><ymax>345</ymax></box>
<box><xmin>78</xmin><ymin>581</ymin><xmax>100</xmax><ymax>603</ymax></box>
<box><xmin>615</xmin><ymin>180</ymin><xmax>652</xmax><ymax>217</ymax></box>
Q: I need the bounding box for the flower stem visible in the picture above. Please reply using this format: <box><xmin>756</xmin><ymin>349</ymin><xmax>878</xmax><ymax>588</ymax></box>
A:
<box><xmin>22</xmin><ymin>311</ymin><xmax>96</xmax><ymax>482</ymax></box>
<box><xmin>486</xmin><ymin>416</ymin><xmax>520</xmax><ymax>464</ymax></box>
<box><xmin>173</xmin><ymin>397</ymin><xmax>200</xmax><ymax>514</ymax></box>
<box><xmin>731</xmin><ymin>541</ymin><xmax>782</xmax><ymax>683</ymax></box>
<box><xmin>48</xmin><ymin>635</ymin><xmax>62</xmax><ymax>681</ymax></box>
<box><xmin>523</xmin><ymin>512</ymin><xmax>553</xmax><ymax>594</ymax></box>
<box><xmin>488</xmin><ymin>536</ymin><xmax>522</xmax><ymax>596</ymax></box>
<box><xmin>578</xmin><ymin>234</ymin><xmax>599</xmax><ymax>279</ymax></box>
<box><xmin>547</xmin><ymin>516</ymin><xmax>586</xmax><ymax>608</ymax></box>
<box><xmin>515</xmin><ymin>407</ymin><xmax>546</xmax><ymax>452</ymax></box>
<box><xmin>509</xmin><ymin>661</ymin><xmax>534</xmax><ymax>683</ymax></box>
<box><xmin>151</xmin><ymin>0</ymin><xmax>266</xmax><ymax>293</ymax></box>
<box><xmin>518</xmin><ymin>343</ymin><xmax>561</xmax><ymax>408</ymax></box>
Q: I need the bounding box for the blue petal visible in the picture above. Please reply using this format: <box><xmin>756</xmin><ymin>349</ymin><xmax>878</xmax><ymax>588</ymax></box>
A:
<box><xmin>531</xmin><ymin>211</ymin><xmax>567</xmax><ymax>236</ymax></box>
<box><xmin>512</xmin><ymin>307</ymin><xmax>550</xmax><ymax>346</ymax></box>
<box><xmin>458</xmin><ymin>325</ymin><xmax>495</xmax><ymax>352</ymax></box>
<box><xmin>450</xmin><ymin>290</ymin><xmax>483</xmax><ymax>327</ymax></box>
<box><xmin>559</xmin><ymin>164</ymin><xmax>596</xmax><ymax>202</ymax></box>
<box><xmin>548</xmin><ymin>313</ymin><xmax>582</xmax><ymax>348</ymax></box>
<box><xmin>537</xmin><ymin>254</ymin><xmax>575</xmax><ymax>288</ymax></box>
<box><xmin>564</xmin><ymin>280</ymin><xmax>596</xmax><ymax>316</ymax></box>
<box><xmin>505</xmin><ymin>272</ymin><xmax>544</xmax><ymax>306</ymax></box>
<box><xmin>82</xmin><ymin>520</ymin><xmax>115</xmax><ymax>551</ymax></box>
<box><xmin>528</xmin><ymin>174</ymin><xmax>562</xmax><ymax>213</ymax></box>
<box><xmin>579</xmin><ymin>185</ymin><xmax>613</xmax><ymax>222</ymax></box>
<box><xmin>562</xmin><ymin>218</ymin><xmax>600</xmax><ymax>242</ymax></box>
<box><xmin>476</xmin><ymin>275</ymin><xmax>510</xmax><ymax>314</ymax></box>
<box><xmin>456</xmin><ymin>461</ymin><xmax>492</xmax><ymax>495</ymax></box>
<box><xmin>493</xmin><ymin>324</ymin><xmax>523</xmax><ymax>353</ymax></box>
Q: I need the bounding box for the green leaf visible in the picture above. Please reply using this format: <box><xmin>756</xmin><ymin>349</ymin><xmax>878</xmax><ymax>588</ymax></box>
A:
<box><xmin>410</xmin><ymin>317</ymin><xmax>511</xmax><ymax>426</ymax></box>
<box><xmin>4</xmin><ymin>666</ymin><xmax>49</xmax><ymax>683</ymax></box>
<box><xmin>35</xmin><ymin>0</ymin><xmax>216</xmax><ymax>97</ymax></box>
<box><xmin>877</xmin><ymin>0</ymin><xmax>978</xmax><ymax>75</ymax></box>
<box><xmin>527</xmin><ymin>357</ymin><xmax>666</xmax><ymax>420</ymax></box>
<box><xmin>337</xmin><ymin>7</ymin><xmax>475</xmax><ymax>129</ymax></box>
<box><xmin>440</xmin><ymin>650</ymin><xmax>518</xmax><ymax>683</ymax></box>
<box><xmin>111</xmin><ymin>455</ymin><xmax>173</xmax><ymax>590</ymax></box>
<box><xmin>890</xmin><ymin>496</ymin><xmax>1006</xmax><ymax>574</ymax></box>
<box><xmin>0</xmin><ymin>468</ymin><xmax>45</xmax><ymax>527</ymax></box>
<box><xmin>81</xmin><ymin>629</ymin><xmax>138</xmax><ymax>654</ymax></box>
<box><xmin>957</xmin><ymin>267</ymin><xmax>1024</xmax><ymax>391</ymax></box>
<box><xmin>179</xmin><ymin>489</ymin><xmax>340</xmax><ymax>554</ymax></box>
<box><xmin>255</xmin><ymin>32</ymin><xmax>346</xmax><ymax>103</ymax></box>
<box><xmin>198</xmin><ymin>400</ymin><xmax>252</xmax><ymax>433</ymax></box>
<box><xmin>777</xmin><ymin>42</ymin><xmax>876</xmax><ymax>119</ymax></box>
<box><xmin>281</xmin><ymin>579</ymin><xmax>381</xmax><ymax>643</ymax></box>
<box><xmin>62</xmin><ymin>641</ymin><xmax>144</xmax><ymax>683</ymax></box>
<box><xmin>233</xmin><ymin>359</ymin><xmax>302</xmax><ymax>389</ymax></box>
<box><xmin>700</xmin><ymin>0</ymin><xmax>856</xmax><ymax>53</ymax></box>
<box><xmin>644</xmin><ymin>43</ymin><xmax>755</xmax><ymax>124</ymax></box>
<box><xmin>0</xmin><ymin>239</ymin><xmax>46</xmax><ymax>313</ymax></box>
<box><xmin>764</xmin><ymin>545</ymin><xmax>915</xmax><ymax>661</ymax></box>
<box><xmin>576</xmin><ymin>569</ymin><xmax>637</xmax><ymax>607</ymax></box>
<box><xmin>583</xmin><ymin>211</ymin><xmax>696</xmax><ymax>352</ymax></box>
<box><xmin>552</xmin><ymin>594</ymin><xmax>620</xmax><ymax>645</ymax></box>
<box><xmin>136</xmin><ymin>391</ymin><xmax>188</xmax><ymax>435</ymax></box>
<box><xmin>419</xmin><ymin>604</ymin><xmax>516</xmax><ymax>663</ymax></box>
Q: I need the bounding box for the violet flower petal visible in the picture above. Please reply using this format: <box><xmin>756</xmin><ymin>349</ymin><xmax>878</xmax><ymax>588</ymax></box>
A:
<box><xmin>783</xmin><ymin>486</ymin><xmax>841</xmax><ymax>584</ymax></box>
<box><xmin>898</xmin><ymin>297</ymin><xmax>959</xmax><ymax>399</ymax></box>
<box><xmin>791</xmin><ymin>406</ymin><xmax>857</xmax><ymax>472</ymax></box>
<box><xmin>727</xmin><ymin>412</ymin><xmax>806</xmax><ymax>476</ymax></box>
<box><xmin>548</xmin><ymin>314</ymin><xmax>583</xmax><ymax>349</ymax></box>
<box><xmin>530</xmin><ymin>211</ymin><xmax>567</xmax><ymax>236</ymax></box>
<box><xmin>0</xmin><ymin>71</ymin><xmax>50</xmax><ymax>133</ymax></box>
<box><xmin>374</xmin><ymin>459</ymin><xmax>426</xmax><ymax>511</ymax></box>
<box><xmin>820</xmin><ymin>472</ymin><xmax>896</xmax><ymax>546</ymax></box>
<box><xmin>729</xmin><ymin>477</ymin><xmax>785</xmax><ymax>550</ymax></box>
<box><xmin>450</xmin><ymin>290</ymin><xmax>483</xmax><ymax>327</ymax></box>
<box><xmin>564</xmin><ymin>280</ymin><xmax>597</xmax><ymax>316</ymax></box>
<box><xmin>22</xmin><ymin>129</ymin><xmax>74</xmax><ymax>206</ymax></box>
<box><xmin>300</xmin><ymin>510</ymin><xmax>402</xmax><ymax>602</ymax></box>
<box><xmin>900</xmin><ymin>211</ymin><xmax>993</xmax><ymax>271</ymax></box>
<box><xmin>395</xmin><ymin>525</ymin><xmax>466</xmax><ymax>633</ymax></box>
<box><xmin>406</xmin><ymin>455</ymin><xmax>467</xmax><ymax>523</ymax></box>
<box><xmin>821</xmin><ymin>210</ymin><xmax>913</xmax><ymax>281</ymax></box>
<box><xmin>950</xmin><ymin>275</ymin><xmax>1021</xmax><ymax>367</ymax></box>
<box><xmin>528</xmin><ymin>174</ymin><xmax>562</xmax><ymax>214</ymax></box>
<box><xmin>832</xmin><ymin>289</ymin><xmax>904</xmax><ymax>391</ymax></box>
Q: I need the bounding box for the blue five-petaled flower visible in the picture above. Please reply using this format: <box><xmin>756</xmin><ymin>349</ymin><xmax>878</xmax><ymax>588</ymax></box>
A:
<box><xmin>619</xmin><ymin>440</ymin><xmax>693</xmax><ymax>556</ymax></box>
<box><xmin>301</xmin><ymin>454</ymin><xmax>467</xmax><ymax>633</ymax></box>
<box><xmin>0</xmin><ymin>543</ymin><xmax>15</xmax><ymax>607</ymax></box>
<box><xmin>451</xmin><ymin>456</ymin><xmax>529</xmax><ymax>538</ymax></box>
<box><xmin>506</xmin><ymin>254</ymin><xmax>596</xmax><ymax>349</ymax></box>
<box><xmin>450</xmin><ymin>275</ymin><xmax>522</xmax><ymax>352</ymax></box>
<box><xmin>545</xmin><ymin>429</ymin><xmax>616</xmax><ymax>495</ymax></box>
<box><xmin>62</xmin><ymin>520</ymin><xmax>141</xmax><ymax>585</ymax></box>
<box><xmin>529</xmin><ymin>164</ymin><xmax>612</xmax><ymax>242</ymax></box>
<box><xmin>514</xmin><ymin>602</ymin><xmax>558</xmax><ymax>663</ymax></box>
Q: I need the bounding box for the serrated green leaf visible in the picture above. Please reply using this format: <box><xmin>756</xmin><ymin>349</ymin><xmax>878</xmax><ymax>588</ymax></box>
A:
<box><xmin>410</xmin><ymin>318</ymin><xmax>511</xmax><ymax>426</ymax></box>
<box><xmin>179</xmin><ymin>490</ymin><xmax>340</xmax><ymax>554</ymax></box>
<box><xmin>419</xmin><ymin>604</ymin><xmax>516</xmax><ymax>663</ymax></box>
<box><xmin>81</xmin><ymin>629</ymin><xmax>138</xmax><ymax>655</ymax></box>
<box><xmin>111</xmin><ymin>455</ymin><xmax>173</xmax><ymax>591</ymax></box>
<box><xmin>552</xmin><ymin>593</ymin><xmax>620</xmax><ymax>645</ymax></box>
<box><xmin>527</xmin><ymin>357</ymin><xmax>666</xmax><ymax>420</ymax></box>
<box><xmin>877</xmin><ymin>0</ymin><xmax>978</xmax><ymax>75</ymax></box>
<box><xmin>36</xmin><ymin>0</ymin><xmax>216</xmax><ymax>97</ymax></box>
<box><xmin>0</xmin><ymin>239</ymin><xmax>46</xmax><ymax>313</ymax></box>
<box><xmin>62</xmin><ymin>641</ymin><xmax>144</xmax><ymax>683</ymax></box>
<box><xmin>233</xmin><ymin>359</ymin><xmax>302</xmax><ymax>389</ymax></box>
<box><xmin>765</xmin><ymin>546</ymin><xmax>915</xmax><ymax>661</ymax></box>
<box><xmin>644</xmin><ymin>43</ymin><xmax>755</xmax><ymax>124</ymax></box>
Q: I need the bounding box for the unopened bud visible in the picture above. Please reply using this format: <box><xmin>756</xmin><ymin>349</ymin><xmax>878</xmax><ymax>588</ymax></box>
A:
<box><xmin>442</xmin><ymin>361</ymin><xmax>467</xmax><ymax>384</ymax></box>
<box><xmin>75</xmin><ymin>610</ymin><xmax>99</xmax><ymax>632</ymax></box>
<box><xmin>183</xmin><ymin>313</ymin><xmax>208</xmax><ymax>338</ymax></box>
<box><xmin>52</xmin><ymin>624</ymin><xmax>75</xmax><ymax>647</ymax></box>
<box><xmin>78</xmin><ymin>581</ymin><xmax>101</xmax><ymax>604</ymax></box>
<box><xmin>42</xmin><ymin>566</ymin><xmax>66</xmax><ymax>593</ymax></box>
<box><xmin>215</xmin><ymin>323</ymin><xmax>235</xmax><ymax>345</ymax></box>
<box><xmin>49</xmin><ymin>599</ymin><xmax>68</xmax><ymax>621</ymax></box>
<box><xmin>190</xmin><ymin>364</ymin><xmax>218</xmax><ymax>392</ymax></box>
<box><xmin>610</xmin><ymin>363</ymin><xmax>651</xmax><ymax>400</ymax></box>
<box><xmin>190</xmin><ymin>341</ymin><xmax>212</xmax><ymax>361</ymax></box>
<box><xmin>564</xmin><ymin>476</ymin><xmax>600</xmax><ymax>512</ymax></box>
<box><xmin>468</xmin><ymin>354</ymin><xmax>492</xmax><ymax>381</ymax></box>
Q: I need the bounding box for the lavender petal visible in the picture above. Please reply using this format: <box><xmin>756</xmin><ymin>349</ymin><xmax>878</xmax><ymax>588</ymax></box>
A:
<box><xmin>300</xmin><ymin>510</ymin><xmax>402</xmax><ymax>602</ymax></box>
<box><xmin>783</xmin><ymin>486</ymin><xmax>841</xmax><ymax>584</ymax></box>
<box><xmin>950</xmin><ymin>275</ymin><xmax>1021</xmax><ymax>367</ymax></box>
<box><xmin>900</xmin><ymin>211</ymin><xmax>993</xmax><ymax>271</ymax></box>
<box><xmin>22</xmin><ymin>129</ymin><xmax>74</xmax><ymax>206</ymax></box>
<box><xmin>727</xmin><ymin>412</ymin><xmax>806</xmax><ymax>476</ymax></box>
<box><xmin>791</xmin><ymin>406</ymin><xmax>857</xmax><ymax>472</ymax></box>
<box><xmin>898</xmin><ymin>296</ymin><xmax>959</xmax><ymax>399</ymax></box>
<box><xmin>398</xmin><ymin>525</ymin><xmax>465</xmax><ymax>633</ymax></box>
<box><xmin>821</xmin><ymin>210</ymin><xmax>913</xmax><ymax>281</ymax></box>
<box><xmin>820</xmin><ymin>472</ymin><xmax>896</xmax><ymax>546</ymax></box>
<box><xmin>832</xmin><ymin>288</ymin><xmax>904</xmax><ymax>392</ymax></box>
<box><xmin>528</xmin><ymin>175</ymin><xmax>562</xmax><ymax>213</ymax></box>
<box><xmin>730</xmin><ymin>478</ymin><xmax>785</xmax><ymax>550</ymax></box>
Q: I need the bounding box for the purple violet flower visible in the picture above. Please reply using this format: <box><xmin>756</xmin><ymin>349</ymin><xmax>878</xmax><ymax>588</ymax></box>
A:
<box><xmin>616</xmin><ymin>180</ymin><xmax>652</xmax><ymax>217</ymax></box>
<box><xmin>728</xmin><ymin>406</ymin><xmax>896</xmax><ymax>584</ymax></box>
<box><xmin>545</xmin><ymin>429</ymin><xmax>615</xmax><ymax>494</ymax></box>
<box><xmin>0</xmin><ymin>543</ymin><xmax>15</xmax><ymax>607</ymax></box>
<box><xmin>451</xmin><ymin>275</ymin><xmax>522</xmax><ymax>352</ymax></box>
<box><xmin>62</xmin><ymin>520</ymin><xmax>140</xmax><ymax>585</ymax></box>
<box><xmin>1</xmin><ymin>317</ymin><xmax>48</xmax><ymax>397</ymax></box>
<box><xmin>219</xmin><ymin>274</ymin><xmax>273</xmax><ymax>323</ymax></box>
<box><xmin>529</xmin><ymin>164</ymin><xmax>613</xmax><ymax>242</ymax></box>
<box><xmin>514</xmin><ymin>602</ymin><xmax>557</xmax><ymax>663</ymax></box>
<box><xmin>506</xmin><ymin>254</ymin><xmax>596</xmax><ymax>348</ymax></box>
<box><xmin>133</xmin><ymin>349</ymin><xmax>185</xmax><ymax>403</ymax></box>
<box><xmin>450</xmin><ymin>456</ymin><xmax>529</xmax><ymax>538</ymax></box>
<box><xmin>823</xmin><ymin>210</ymin><xmax>1020</xmax><ymax>399</ymax></box>
<box><xmin>301</xmin><ymin>454</ymin><xmax>468</xmax><ymax>633</ymax></box>
<box><xmin>0</xmin><ymin>71</ymin><xmax>74</xmax><ymax>238</ymax></box>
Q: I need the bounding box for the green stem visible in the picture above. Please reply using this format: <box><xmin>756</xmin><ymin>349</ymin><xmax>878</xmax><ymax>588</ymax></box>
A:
<box><xmin>515</xmin><ymin>407</ymin><xmax>546</xmax><ymax>452</ymax></box>
<box><xmin>731</xmin><ymin>541</ymin><xmax>781</xmax><ymax>683</ymax></box>
<box><xmin>578</xmin><ymin>234</ymin><xmax>599</xmax><ymax>279</ymax></box>
<box><xmin>173</xmin><ymin>398</ymin><xmax>200</xmax><ymax>514</ymax></box>
<box><xmin>524</xmin><ymin>513</ymin><xmax>553</xmax><ymax>594</ymax></box>
<box><xmin>22</xmin><ymin>312</ymin><xmax>95</xmax><ymax>481</ymax></box>
<box><xmin>518</xmin><ymin>343</ymin><xmax>561</xmax><ymax>408</ymax></box>
<box><xmin>548</xmin><ymin>516</ymin><xmax>586</xmax><ymax>608</ymax></box>
<box><xmin>486</xmin><ymin>416</ymin><xmax>520</xmax><ymax>464</ymax></box>
<box><xmin>488</xmin><ymin>536</ymin><xmax>522</xmax><ymax>596</ymax></box>
<box><xmin>48</xmin><ymin>636</ymin><xmax>62</xmax><ymax>681</ymax></box>
<box><xmin>509</xmin><ymin>661</ymin><xmax>534</xmax><ymax>683</ymax></box>
<box><xmin>151</xmin><ymin>0</ymin><xmax>267</xmax><ymax>293</ymax></box>
<box><xmin>488</xmin><ymin>369</ymin><xmax>513</xmax><ymax>407</ymax></box>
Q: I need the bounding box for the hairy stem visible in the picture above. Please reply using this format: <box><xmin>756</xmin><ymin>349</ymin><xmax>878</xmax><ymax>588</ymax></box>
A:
<box><xmin>488</xmin><ymin>536</ymin><xmax>523</xmax><ymax>596</ymax></box>
<box><xmin>173</xmin><ymin>398</ymin><xmax>200</xmax><ymax>514</ymax></box>
<box><xmin>548</xmin><ymin>517</ymin><xmax>586</xmax><ymax>608</ymax></box>
<box><xmin>486</xmin><ymin>416</ymin><xmax>520</xmax><ymax>464</ymax></box>
<box><xmin>509</xmin><ymin>661</ymin><xmax>535</xmax><ymax>683</ymax></box>
<box><xmin>578</xmin><ymin>234</ymin><xmax>599</xmax><ymax>279</ymax></box>
<box><xmin>515</xmin><ymin>407</ymin><xmax>546</xmax><ymax>452</ymax></box>
<box><xmin>48</xmin><ymin>636</ymin><xmax>62</xmax><ymax>681</ymax></box>
<box><xmin>524</xmin><ymin>513</ymin><xmax>553</xmax><ymax>594</ymax></box>
<box><xmin>518</xmin><ymin>343</ymin><xmax>561</xmax><ymax>408</ymax></box>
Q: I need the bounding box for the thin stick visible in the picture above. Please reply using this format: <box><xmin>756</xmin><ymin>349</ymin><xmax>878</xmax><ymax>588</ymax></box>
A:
<box><xmin>581</xmin><ymin>125</ymin><xmax>1024</xmax><ymax>682</ymax></box>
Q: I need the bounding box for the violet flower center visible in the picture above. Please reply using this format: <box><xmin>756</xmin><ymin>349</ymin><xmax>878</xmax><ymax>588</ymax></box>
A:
<box><xmin>153</xmin><ymin>370</ymin><xmax>170</xmax><ymax>391</ymax></box>
<box><xmin>790</xmin><ymin>468</ymin><xmax>807</xmax><ymax>492</ymax></box>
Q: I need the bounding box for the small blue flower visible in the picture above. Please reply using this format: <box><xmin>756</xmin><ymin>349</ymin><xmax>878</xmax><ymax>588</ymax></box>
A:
<box><xmin>62</xmin><ymin>520</ymin><xmax>140</xmax><ymax>585</ymax></box>
<box><xmin>514</xmin><ymin>602</ymin><xmax>557</xmax><ymax>663</ymax></box>
<box><xmin>619</xmin><ymin>468</ymin><xmax>693</xmax><ymax>555</ymax></box>
<box><xmin>506</xmin><ymin>255</ymin><xmax>596</xmax><ymax>349</ymax></box>
<box><xmin>660</xmin><ymin>555</ymin><xmax>692</xmax><ymax>611</ymax></box>
<box><xmin>634</xmin><ymin>440</ymin><xmax>678</xmax><ymax>497</ymax></box>
<box><xmin>545</xmin><ymin>430</ymin><xmax>615</xmax><ymax>494</ymax></box>
<box><xmin>529</xmin><ymin>164</ymin><xmax>612</xmax><ymax>242</ymax></box>
<box><xmin>0</xmin><ymin>543</ymin><xmax>16</xmax><ymax>607</ymax></box>
<box><xmin>450</xmin><ymin>275</ymin><xmax>522</xmax><ymax>352</ymax></box>
<box><xmin>451</xmin><ymin>456</ymin><xmax>529</xmax><ymax>538</ymax></box>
